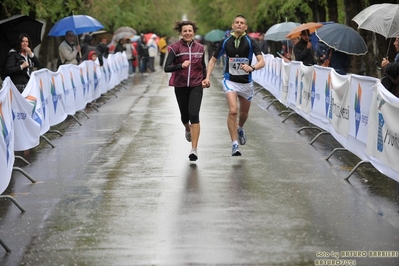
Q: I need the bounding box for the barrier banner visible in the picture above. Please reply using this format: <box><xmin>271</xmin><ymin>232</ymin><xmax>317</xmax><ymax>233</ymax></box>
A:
<box><xmin>347</xmin><ymin>74</ymin><xmax>378</xmax><ymax>160</ymax></box>
<box><xmin>296</xmin><ymin>64</ymin><xmax>314</xmax><ymax>119</ymax></box>
<box><xmin>280</xmin><ymin>59</ymin><xmax>291</xmax><ymax>106</ymax></box>
<box><xmin>25</xmin><ymin>70</ymin><xmax>51</xmax><ymax>135</ymax></box>
<box><xmin>11</xmin><ymin>82</ymin><xmax>41</xmax><ymax>151</ymax></box>
<box><xmin>287</xmin><ymin>61</ymin><xmax>302</xmax><ymax>111</ymax></box>
<box><xmin>327</xmin><ymin>69</ymin><xmax>351</xmax><ymax>145</ymax></box>
<box><xmin>0</xmin><ymin>78</ymin><xmax>14</xmax><ymax>194</ymax></box>
<box><xmin>310</xmin><ymin>65</ymin><xmax>332</xmax><ymax>131</ymax></box>
<box><xmin>0</xmin><ymin>53</ymin><xmax>128</xmax><ymax>195</ymax></box>
<box><xmin>367</xmin><ymin>83</ymin><xmax>399</xmax><ymax>182</ymax></box>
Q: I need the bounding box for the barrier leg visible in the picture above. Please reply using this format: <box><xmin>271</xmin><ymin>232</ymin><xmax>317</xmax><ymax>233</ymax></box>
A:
<box><xmin>278</xmin><ymin>110</ymin><xmax>292</xmax><ymax>116</ymax></box>
<box><xmin>76</xmin><ymin>110</ymin><xmax>90</xmax><ymax>119</ymax></box>
<box><xmin>12</xmin><ymin>167</ymin><xmax>37</xmax><ymax>183</ymax></box>
<box><xmin>0</xmin><ymin>195</ymin><xmax>25</xmax><ymax>212</ymax></box>
<box><xmin>14</xmin><ymin>155</ymin><xmax>30</xmax><ymax>165</ymax></box>
<box><xmin>39</xmin><ymin>135</ymin><xmax>55</xmax><ymax>148</ymax></box>
<box><xmin>47</xmin><ymin>130</ymin><xmax>63</xmax><ymax>136</ymax></box>
<box><xmin>0</xmin><ymin>238</ymin><xmax>11</xmax><ymax>253</ymax></box>
<box><xmin>266</xmin><ymin>99</ymin><xmax>279</xmax><ymax>109</ymax></box>
<box><xmin>325</xmin><ymin>147</ymin><xmax>348</xmax><ymax>161</ymax></box>
<box><xmin>68</xmin><ymin>115</ymin><xmax>82</xmax><ymax>126</ymax></box>
<box><xmin>87</xmin><ymin>103</ymin><xmax>99</xmax><ymax>112</ymax></box>
<box><xmin>108</xmin><ymin>90</ymin><xmax>118</xmax><ymax>98</ymax></box>
<box><xmin>345</xmin><ymin>161</ymin><xmax>371</xmax><ymax>180</ymax></box>
<box><xmin>297</xmin><ymin>124</ymin><xmax>322</xmax><ymax>133</ymax></box>
<box><xmin>309</xmin><ymin>131</ymin><xmax>330</xmax><ymax>145</ymax></box>
<box><xmin>281</xmin><ymin>112</ymin><xmax>297</xmax><ymax>123</ymax></box>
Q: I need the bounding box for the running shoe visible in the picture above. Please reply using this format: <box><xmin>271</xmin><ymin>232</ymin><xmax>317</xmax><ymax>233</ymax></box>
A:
<box><xmin>185</xmin><ymin>130</ymin><xmax>192</xmax><ymax>142</ymax></box>
<box><xmin>189</xmin><ymin>149</ymin><xmax>198</xmax><ymax>161</ymax></box>
<box><xmin>237</xmin><ymin>127</ymin><xmax>246</xmax><ymax>145</ymax></box>
<box><xmin>232</xmin><ymin>144</ymin><xmax>241</xmax><ymax>156</ymax></box>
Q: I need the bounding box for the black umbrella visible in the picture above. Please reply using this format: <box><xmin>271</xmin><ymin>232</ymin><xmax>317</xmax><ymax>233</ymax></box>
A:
<box><xmin>0</xmin><ymin>15</ymin><xmax>43</xmax><ymax>66</ymax></box>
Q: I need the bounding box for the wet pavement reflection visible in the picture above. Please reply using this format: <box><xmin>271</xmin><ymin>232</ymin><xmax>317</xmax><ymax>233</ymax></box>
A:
<box><xmin>0</xmin><ymin>65</ymin><xmax>398</xmax><ymax>266</ymax></box>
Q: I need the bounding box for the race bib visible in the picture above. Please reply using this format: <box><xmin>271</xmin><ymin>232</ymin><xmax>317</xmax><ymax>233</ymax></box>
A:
<box><xmin>229</xmin><ymin>57</ymin><xmax>249</xmax><ymax>75</ymax></box>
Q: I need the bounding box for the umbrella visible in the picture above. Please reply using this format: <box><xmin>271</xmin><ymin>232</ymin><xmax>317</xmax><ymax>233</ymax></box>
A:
<box><xmin>130</xmin><ymin>35</ymin><xmax>140</xmax><ymax>42</ymax></box>
<box><xmin>352</xmin><ymin>3</ymin><xmax>399</xmax><ymax>39</ymax></box>
<box><xmin>113</xmin><ymin>31</ymin><xmax>132</xmax><ymax>41</ymax></box>
<box><xmin>286</xmin><ymin>22</ymin><xmax>323</xmax><ymax>39</ymax></box>
<box><xmin>315</xmin><ymin>23</ymin><xmax>367</xmax><ymax>55</ymax></box>
<box><xmin>48</xmin><ymin>15</ymin><xmax>104</xmax><ymax>36</ymax></box>
<box><xmin>204</xmin><ymin>29</ymin><xmax>225</xmax><ymax>42</ymax></box>
<box><xmin>264</xmin><ymin>21</ymin><xmax>301</xmax><ymax>41</ymax></box>
<box><xmin>114</xmin><ymin>26</ymin><xmax>137</xmax><ymax>36</ymax></box>
<box><xmin>247</xmin><ymin>32</ymin><xmax>261</xmax><ymax>39</ymax></box>
<box><xmin>0</xmin><ymin>15</ymin><xmax>43</xmax><ymax>66</ymax></box>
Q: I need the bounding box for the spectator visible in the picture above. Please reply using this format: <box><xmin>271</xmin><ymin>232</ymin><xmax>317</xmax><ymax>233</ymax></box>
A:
<box><xmin>81</xmin><ymin>35</ymin><xmax>103</xmax><ymax>66</ymax></box>
<box><xmin>88</xmin><ymin>50</ymin><xmax>98</xmax><ymax>61</ymax></box>
<box><xmin>381</xmin><ymin>61</ymin><xmax>399</xmax><ymax>97</ymax></box>
<box><xmin>124</xmin><ymin>38</ymin><xmax>135</xmax><ymax>76</ymax></box>
<box><xmin>381</xmin><ymin>37</ymin><xmax>399</xmax><ymax>69</ymax></box>
<box><xmin>147</xmin><ymin>34</ymin><xmax>158</xmax><ymax>72</ymax></box>
<box><xmin>158</xmin><ymin>35</ymin><xmax>168</xmax><ymax>67</ymax></box>
<box><xmin>293</xmin><ymin>29</ymin><xmax>315</xmax><ymax>66</ymax></box>
<box><xmin>114</xmin><ymin>38</ymin><xmax>125</xmax><ymax>54</ymax></box>
<box><xmin>96</xmin><ymin>37</ymin><xmax>109</xmax><ymax>58</ymax></box>
<box><xmin>324</xmin><ymin>49</ymin><xmax>351</xmax><ymax>75</ymax></box>
<box><xmin>258</xmin><ymin>32</ymin><xmax>269</xmax><ymax>54</ymax></box>
<box><xmin>5</xmin><ymin>33</ymin><xmax>40</xmax><ymax>93</ymax></box>
<box><xmin>138</xmin><ymin>34</ymin><xmax>149</xmax><ymax>74</ymax></box>
<box><xmin>315</xmin><ymin>41</ymin><xmax>329</xmax><ymax>65</ymax></box>
<box><xmin>58</xmin><ymin>30</ymin><xmax>81</xmax><ymax>66</ymax></box>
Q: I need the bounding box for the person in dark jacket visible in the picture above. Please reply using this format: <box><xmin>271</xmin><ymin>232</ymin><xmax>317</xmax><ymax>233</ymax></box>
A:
<box><xmin>137</xmin><ymin>35</ymin><xmax>149</xmax><ymax>74</ymax></box>
<box><xmin>293</xmin><ymin>29</ymin><xmax>316</xmax><ymax>66</ymax></box>
<box><xmin>5</xmin><ymin>33</ymin><xmax>40</xmax><ymax>93</ymax></box>
<box><xmin>164</xmin><ymin>20</ymin><xmax>207</xmax><ymax>161</ymax></box>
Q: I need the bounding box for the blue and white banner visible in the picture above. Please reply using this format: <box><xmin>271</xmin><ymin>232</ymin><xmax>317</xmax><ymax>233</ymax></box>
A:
<box><xmin>0</xmin><ymin>52</ymin><xmax>128</xmax><ymax>194</ymax></box>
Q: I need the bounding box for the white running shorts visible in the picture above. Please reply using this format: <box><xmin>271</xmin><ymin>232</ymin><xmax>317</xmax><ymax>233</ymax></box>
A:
<box><xmin>222</xmin><ymin>79</ymin><xmax>254</xmax><ymax>101</ymax></box>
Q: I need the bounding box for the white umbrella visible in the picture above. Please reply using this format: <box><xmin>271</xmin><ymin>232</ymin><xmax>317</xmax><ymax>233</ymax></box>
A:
<box><xmin>352</xmin><ymin>3</ymin><xmax>399</xmax><ymax>39</ymax></box>
<box><xmin>264</xmin><ymin>21</ymin><xmax>301</xmax><ymax>41</ymax></box>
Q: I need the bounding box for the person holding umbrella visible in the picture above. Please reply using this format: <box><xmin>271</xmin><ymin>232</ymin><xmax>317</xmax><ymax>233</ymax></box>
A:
<box><xmin>381</xmin><ymin>37</ymin><xmax>399</xmax><ymax>70</ymax></box>
<box><xmin>58</xmin><ymin>30</ymin><xmax>81</xmax><ymax>65</ymax></box>
<box><xmin>5</xmin><ymin>33</ymin><xmax>40</xmax><ymax>93</ymax></box>
<box><xmin>293</xmin><ymin>29</ymin><xmax>316</xmax><ymax>66</ymax></box>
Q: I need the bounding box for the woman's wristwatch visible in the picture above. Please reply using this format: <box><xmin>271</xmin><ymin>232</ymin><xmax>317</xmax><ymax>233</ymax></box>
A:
<box><xmin>251</xmin><ymin>65</ymin><xmax>256</xmax><ymax>71</ymax></box>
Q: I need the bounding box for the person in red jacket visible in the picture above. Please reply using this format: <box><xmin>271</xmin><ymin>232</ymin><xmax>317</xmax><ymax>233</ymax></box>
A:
<box><xmin>164</xmin><ymin>20</ymin><xmax>207</xmax><ymax>161</ymax></box>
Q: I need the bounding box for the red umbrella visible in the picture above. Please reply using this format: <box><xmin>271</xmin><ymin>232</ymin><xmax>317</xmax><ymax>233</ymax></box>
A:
<box><xmin>247</xmin><ymin>32</ymin><xmax>261</xmax><ymax>39</ymax></box>
<box><xmin>144</xmin><ymin>33</ymin><xmax>159</xmax><ymax>44</ymax></box>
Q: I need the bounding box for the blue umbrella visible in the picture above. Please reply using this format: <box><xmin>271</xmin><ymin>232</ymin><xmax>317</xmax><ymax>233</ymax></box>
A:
<box><xmin>315</xmin><ymin>23</ymin><xmax>367</xmax><ymax>55</ymax></box>
<box><xmin>48</xmin><ymin>15</ymin><xmax>104</xmax><ymax>36</ymax></box>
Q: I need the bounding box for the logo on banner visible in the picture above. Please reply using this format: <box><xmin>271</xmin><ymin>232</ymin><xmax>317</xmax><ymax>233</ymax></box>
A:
<box><xmin>80</xmin><ymin>68</ymin><xmax>86</xmax><ymax>96</ymax></box>
<box><xmin>25</xmin><ymin>95</ymin><xmax>42</xmax><ymax>125</ymax></box>
<box><xmin>94</xmin><ymin>65</ymin><xmax>99</xmax><ymax>90</ymax></box>
<box><xmin>325</xmin><ymin>73</ymin><xmax>331</xmax><ymax>117</ymax></box>
<box><xmin>86</xmin><ymin>67</ymin><xmax>91</xmax><ymax>94</ymax></box>
<box><xmin>70</xmin><ymin>71</ymin><xmax>76</xmax><ymax>99</ymax></box>
<box><xmin>0</xmin><ymin>102</ymin><xmax>11</xmax><ymax>162</ymax></box>
<box><xmin>39</xmin><ymin>78</ymin><xmax>47</xmax><ymax>120</ymax></box>
<box><xmin>354</xmin><ymin>84</ymin><xmax>362</xmax><ymax>137</ymax></box>
<box><xmin>51</xmin><ymin>76</ymin><xmax>59</xmax><ymax>113</ymax></box>
<box><xmin>61</xmin><ymin>74</ymin><xmax>69</xmax><ymax>98</ymax></box>
<box><xmin>311</xmin><ymin>71</ymin><xmax>316</xmax><ymax>109</ymax></box>
<box><xmin>377</xmin><ymin>113</ymin><xmax>385</xmax><ymax>152</ymax></box>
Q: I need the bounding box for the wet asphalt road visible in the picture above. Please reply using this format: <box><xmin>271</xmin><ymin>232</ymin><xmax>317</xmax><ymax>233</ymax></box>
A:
<box><xmin>0</xmin><ymin>64</ymin><xmax>399</xmax><ymax>266</ymax></box>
